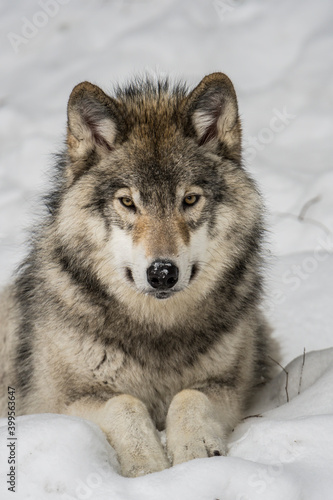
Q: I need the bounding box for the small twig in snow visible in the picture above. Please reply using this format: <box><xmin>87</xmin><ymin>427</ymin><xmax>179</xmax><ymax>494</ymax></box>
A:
<box><xmin>269</xmin><ymin>355</ymin><xmax>289</xmax><ymax>403</ymax></box>
<box><xmin>298</xmin><ymin>347</ymin><xmax>306</xmax><ymax>395</ymax></box>
<box><xmin>298</xmin><ymin>195</ymin><xmax>321</xmax><ymax>221</ymax></box>
<box><xmin>273</xmin><ymin>193</ymin><xmax>332</xmax><ymax>237</ymax></box>
<box><xmin>243</xmin><ymin>414</ymin><xmax>263</xmax><ymax>420</ymax></box>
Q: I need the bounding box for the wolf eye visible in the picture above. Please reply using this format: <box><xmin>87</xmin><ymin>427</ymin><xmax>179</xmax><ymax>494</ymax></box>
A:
<box><xmin>119</xmin><ymin>197</ymin><xmax>135</xmax><ymax>209</ymax></box>
<box><xmin>183</xmin><ymin>194</ymin><xmax>200</xmax><ymax>207</ymax></box>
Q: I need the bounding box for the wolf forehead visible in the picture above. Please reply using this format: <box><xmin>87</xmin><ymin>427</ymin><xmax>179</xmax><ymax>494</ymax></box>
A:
<box><xmin>100</xmin><ymin>139</ymin><xmax>223</xmax><ymax>197</ymax></box>
<box><xmin>65</xmin><ymin>73</ymin><xmax>242</xmax><ymax>192</ymax></box>
<box><xmin>96</xmin><ymin>150</ymin><xmax>226</xmax><ymax>211</ymax></box>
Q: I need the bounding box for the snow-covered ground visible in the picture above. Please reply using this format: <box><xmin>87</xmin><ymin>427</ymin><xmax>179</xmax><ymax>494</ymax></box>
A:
<box><xmin>0</xmin><ymin>0</ymin><xmax>333</xmax><ymax>498</ymax></box>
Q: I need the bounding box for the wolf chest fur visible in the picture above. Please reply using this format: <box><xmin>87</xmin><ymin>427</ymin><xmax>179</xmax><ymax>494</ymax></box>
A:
<box><xmin>0</xmin><ymin>72</ymin><xmax>277</xmax><ymax>477</ymax></box>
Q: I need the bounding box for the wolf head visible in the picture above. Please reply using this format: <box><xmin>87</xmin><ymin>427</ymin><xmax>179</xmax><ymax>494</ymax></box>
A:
<box><xmin>50</xmin><ymin>73</ymin><xmax>263</xmax><ymax>323</ymax></box>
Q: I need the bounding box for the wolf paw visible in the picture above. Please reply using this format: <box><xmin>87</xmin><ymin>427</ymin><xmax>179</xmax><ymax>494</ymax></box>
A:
<box><xmin>166</xmin><ymin>389</ymin><xmax>228</xmax><ymax>466</ymax></box>
<box><xmin>167</xmin><ymin>431</ymin><xmax>227</xmax><ymax>465</ymax></box>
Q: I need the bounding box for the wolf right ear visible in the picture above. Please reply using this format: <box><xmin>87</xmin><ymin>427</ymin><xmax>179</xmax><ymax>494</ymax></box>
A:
<box><xmin>185</xmin><ymin>73</ymin><xmax>241</xmax><ymax>161</ymax></box>
<box><xmin>66</xmin><ymin>82</ymin><xmax>122</xmax><ymax>180</ymax></box>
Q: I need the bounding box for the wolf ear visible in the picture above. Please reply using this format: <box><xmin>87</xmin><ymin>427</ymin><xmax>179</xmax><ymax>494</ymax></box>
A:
<box><xmin>66</xmin><ymin>81</ymin><xmax>122</xmax><ymax>174</ymax></box>
<box><xmin>185</xmin><ymin>73</ymin><xmax>241</xmax><ymax>160</ymax></box>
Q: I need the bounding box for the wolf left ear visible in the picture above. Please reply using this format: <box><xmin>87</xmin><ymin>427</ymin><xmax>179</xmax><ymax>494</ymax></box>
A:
<box><xmin>66</xmin><ymin>82</ymin><xmax>122</xmax><ymax>182</ymax></box>
<box><xmin>185</xmin><ymin>73</ymin><xmax>241</xmax><ymax>161</ymax></box>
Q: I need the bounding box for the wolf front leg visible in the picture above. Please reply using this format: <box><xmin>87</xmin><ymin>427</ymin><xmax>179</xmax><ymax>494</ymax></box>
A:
<box><xmin>66</xmin><ymin>394</ymin><xmax>170</xmax><ymax>477</ymax></box>
<box><xmin>166</xmin><ymin>387</ymin><xmax>243</xmax><ymax>465</ymax></box>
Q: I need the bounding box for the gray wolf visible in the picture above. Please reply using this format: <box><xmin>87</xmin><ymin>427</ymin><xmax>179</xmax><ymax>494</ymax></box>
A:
<box><xmin>0</xmin><ymin>73</ymin><xmax>277</xmax><ymax>477</ymax></box>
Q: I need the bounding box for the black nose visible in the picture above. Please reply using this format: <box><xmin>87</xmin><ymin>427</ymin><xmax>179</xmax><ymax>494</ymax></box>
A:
<box><xmin>147</xmin><ymin>260</ymin><xmax>179</xmax><ymax>290</ymax></box>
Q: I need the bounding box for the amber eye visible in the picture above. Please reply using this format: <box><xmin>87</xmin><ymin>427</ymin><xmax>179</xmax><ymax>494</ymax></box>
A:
<box><xmin>183</xmin><ymin>194</ymin><xmax>200</xmax><ymax>207</ymax></box>
<box><xmin>119</xmin><ymin>197</ymin><xmax>135</xmax><ymax>209</ymax></box>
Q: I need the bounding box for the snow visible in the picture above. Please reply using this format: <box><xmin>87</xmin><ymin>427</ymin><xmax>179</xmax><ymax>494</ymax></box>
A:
<box><xmin>1</xmin><ymin>350</ymin><xmax>333</xmax><ymax>499</ymax></box>
<box><xmin>0</xmin><ymin>0</ymin><xmax>333</xmax><ymax>498</ymax></box>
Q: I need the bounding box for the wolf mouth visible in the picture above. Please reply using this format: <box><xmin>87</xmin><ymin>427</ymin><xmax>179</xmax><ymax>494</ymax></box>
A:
<box><xmin>126</xmin><ymin>267</ymin><xmax>135</xmax><ymax>283</ymax></box>
<box><xmin>152</xmin><ymin>291</ymin><xmax>174</xmax><ymax>300</ymax></box>
<box><xmin>189</xmin><ymin>264</ymin><xmax>199</xmax><ymax>281</ymax></box>
<box><xmin>145</xmin><ymin>289</ymin><xmax>178</xmax><ymax>300</ymax></box>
